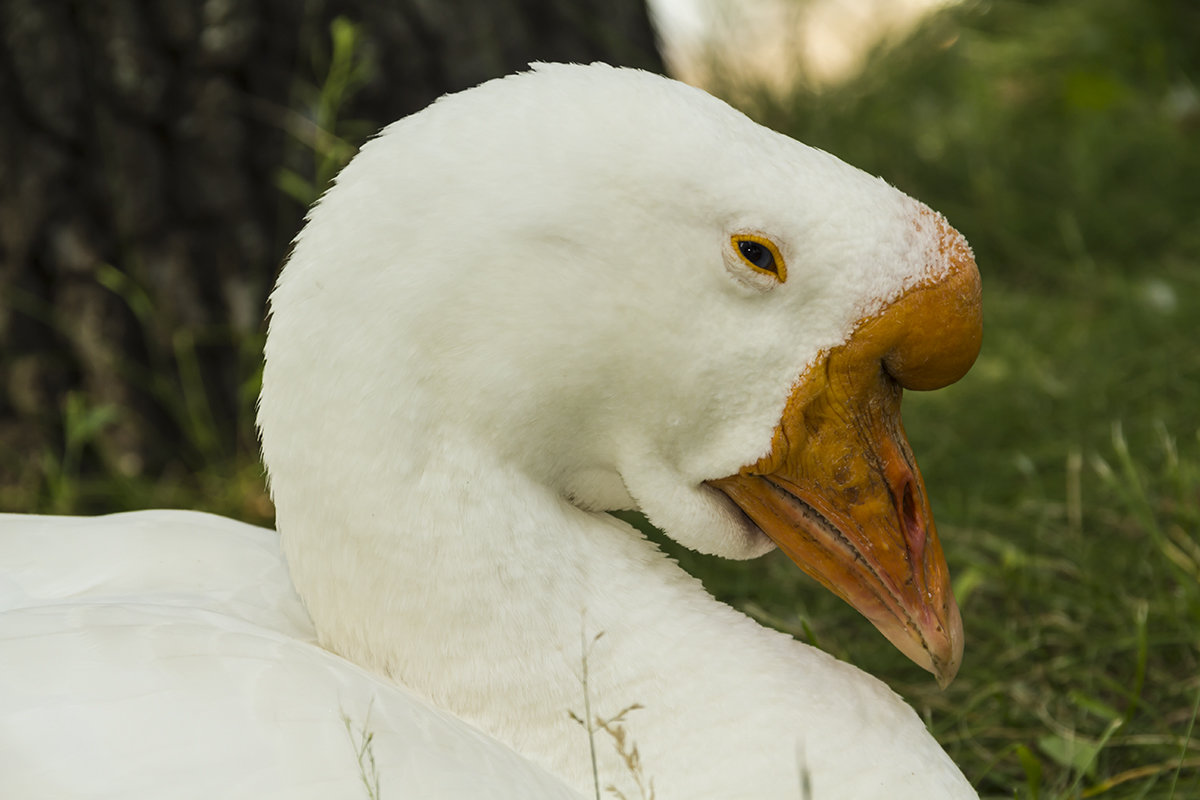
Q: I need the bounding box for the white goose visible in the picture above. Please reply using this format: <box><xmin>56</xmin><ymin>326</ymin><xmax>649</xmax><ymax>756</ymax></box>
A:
<box><xmin>0</xmin><ymin>63</ymin><xmax>982</xmax><ymax>799</ymax></box>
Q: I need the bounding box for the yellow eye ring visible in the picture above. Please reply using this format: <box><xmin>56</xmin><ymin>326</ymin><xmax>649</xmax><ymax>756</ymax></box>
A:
<box><xmin>731</xmin><ymin>234</ymin><xmax>786</xmax><ymax>282</ymax></box>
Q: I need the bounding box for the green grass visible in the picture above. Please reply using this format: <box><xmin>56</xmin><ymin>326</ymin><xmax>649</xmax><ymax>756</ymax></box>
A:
<box><xmin>904</xmin><ymin>277</ymin><xmax>1200</xmax><ymax>800</ymax></box>
<box><xmin>4</xmin><ymin>1</ymin><xmax>1198</xmax><ymax>798</ymax></box>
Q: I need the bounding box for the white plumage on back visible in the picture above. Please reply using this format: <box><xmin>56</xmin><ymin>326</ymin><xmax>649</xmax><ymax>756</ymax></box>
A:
<box><xmin>1</xmin><ymin>64</ymin><xmax>979</xmax><ymax>799</ymax></box>
<box><xmin>0</xmin><ymin>511</ymin><xmax>581</xmax><ymax>799</ymax></box>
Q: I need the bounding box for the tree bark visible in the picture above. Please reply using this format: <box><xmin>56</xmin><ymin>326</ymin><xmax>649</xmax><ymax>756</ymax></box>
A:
<box><xmin>0</xmin><ymin>0</ymin><xmax>662</xmax><ymax>501</ymax></box>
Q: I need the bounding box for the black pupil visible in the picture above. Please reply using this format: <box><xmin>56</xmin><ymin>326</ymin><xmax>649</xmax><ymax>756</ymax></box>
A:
<box><xmin>738</xmin><ymin>240</ymin><xmax>775</xmax><ymax>272</ymax></box>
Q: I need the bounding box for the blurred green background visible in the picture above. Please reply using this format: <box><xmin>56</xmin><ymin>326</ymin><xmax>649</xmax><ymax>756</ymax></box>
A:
<box><xmin>3</xmin><ymin>1</ymin><xmax>1198</xmax><ymax>798</ymax></box>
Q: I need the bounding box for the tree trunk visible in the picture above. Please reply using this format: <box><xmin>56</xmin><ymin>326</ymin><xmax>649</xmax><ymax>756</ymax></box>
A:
<box><xmin>0</xmin><ymin>0</ymin><xmax>663</xmax><ymax>507</ymax></box>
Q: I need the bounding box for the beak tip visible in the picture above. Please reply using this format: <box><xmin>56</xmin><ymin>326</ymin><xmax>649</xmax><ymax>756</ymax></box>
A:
<box><xmin>933</xmin><ymin>654</ymin><xmax>960</xmax><ymax>689</ymax></box>
<box><xmin>931</xmin><ymin>598</ymin><xmax>964</xmax><ymax>689</ymax></box>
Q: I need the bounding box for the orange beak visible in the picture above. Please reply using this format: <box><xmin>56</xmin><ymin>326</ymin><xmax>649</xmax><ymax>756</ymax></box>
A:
<box><xmin>707</xmin><ymin>213</ymin><xmax>982</xmax><ymax>687</ymax></box>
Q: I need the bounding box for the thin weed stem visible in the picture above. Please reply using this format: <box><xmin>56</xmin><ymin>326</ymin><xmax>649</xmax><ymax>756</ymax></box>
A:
<box><xmin>342</xmin><ymin>705</ymin><xmax>381</xmax><ymax>800</ymax></box>
<box><xmin>1168</xmin><ymin>680</ymin><xmax>1200</xmax><ymax>800</ymax></box>
<box><xmin>568</xmin><ymin>619</ymin><xmax>653</xmax><ymax>800</ymax></box>
<box><xmin>580</xmin><ymin>624</ymin><xmax>602</xmax><ymax>800</ymax></box>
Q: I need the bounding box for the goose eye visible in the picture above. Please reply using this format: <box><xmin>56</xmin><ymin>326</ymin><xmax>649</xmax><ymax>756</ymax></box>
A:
<box><xmin>731</xmin><ymin>235</ymin><xmax>786</xmax><ymax>282</ymax></box>
<box><xmin>739</xmin><ymin>241</ymin><xmax>773</xmax><ymax>271</ymax></box>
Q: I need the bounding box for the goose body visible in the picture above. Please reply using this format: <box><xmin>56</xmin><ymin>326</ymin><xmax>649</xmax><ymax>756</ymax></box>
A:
<box><xmin>1</xmin><ymin>64</ymin><xmax>981</xmax><ymax>798</ymax></box>
<box><xmin>0</xmin><ymin>511</ymin><xmax>580</xmax><ymax>798</ymax></box>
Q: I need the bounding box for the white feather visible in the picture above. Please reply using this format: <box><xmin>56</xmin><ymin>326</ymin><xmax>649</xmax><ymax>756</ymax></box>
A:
<box><xmin>0</xmin><ymin>511</ymin><xmax>581</xmax><ymax>799</ymax></box>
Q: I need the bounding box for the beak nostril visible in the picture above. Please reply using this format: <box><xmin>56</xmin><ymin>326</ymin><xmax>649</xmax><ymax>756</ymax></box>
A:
<box><xmin>901</xmin><ymin>480</ymin><xmax>925</xmax><ymax>560</ymax></box>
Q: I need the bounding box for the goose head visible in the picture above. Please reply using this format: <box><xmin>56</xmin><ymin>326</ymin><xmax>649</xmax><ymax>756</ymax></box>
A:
<box><xmin>260</xmin><ymin>63</ymin><xmax>981</xmax><ymax>687</ymax></box>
